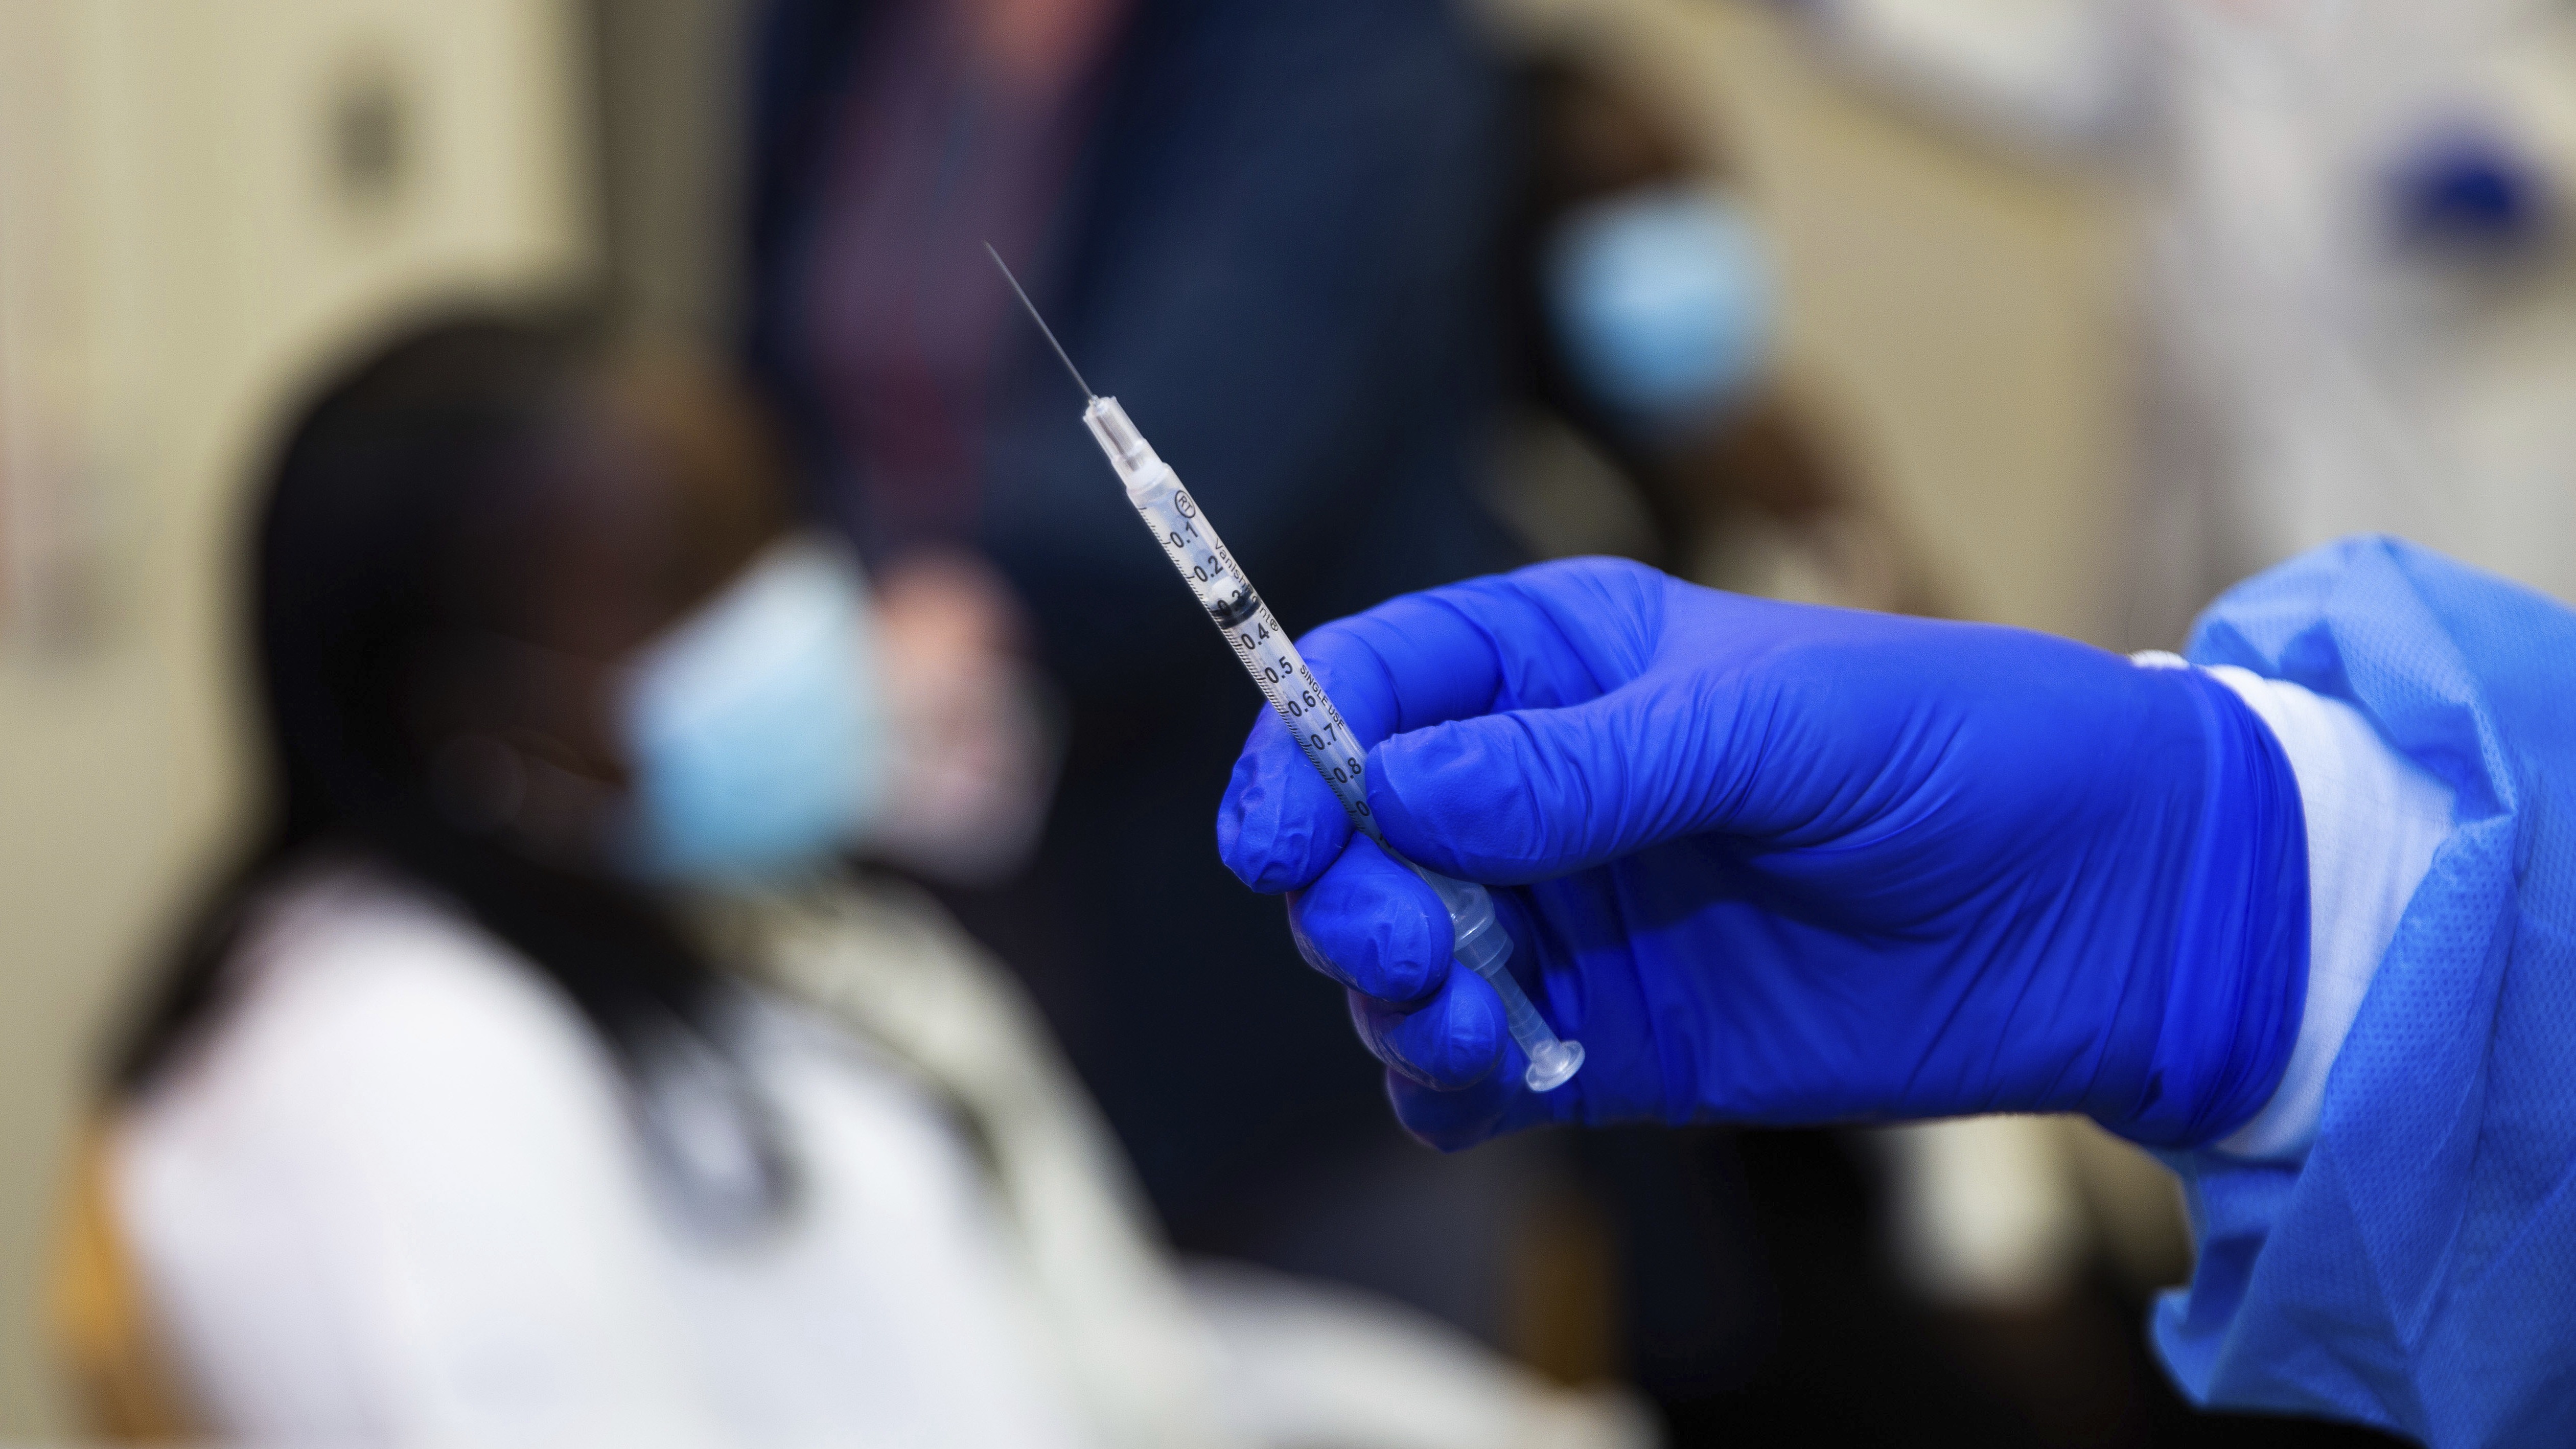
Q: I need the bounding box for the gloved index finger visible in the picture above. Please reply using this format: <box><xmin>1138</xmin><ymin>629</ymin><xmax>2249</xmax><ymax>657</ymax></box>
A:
<box><xmin>1298</xmin><ymin>590</ymin><xmax>1508</xmax><ymax>748</ymax></box>
<box><xmin>1221</xmin><ymin>564</ymin><xmax>1660</xmax><ymax>893</ymax></box>
<box><xmin>1319</xmin><ymin>561</ymin><xmax>1666</xmax><ymax>737</ymax></box>
<box><xmin>1220</xmin><ymin>703</ymin><xmax>1359</xmax><ymax>892</ymax></box>
<box><xmin>1220</xmin><ymin>588</ymin><xmax>1513</xmax><ymax>893</ymax></box>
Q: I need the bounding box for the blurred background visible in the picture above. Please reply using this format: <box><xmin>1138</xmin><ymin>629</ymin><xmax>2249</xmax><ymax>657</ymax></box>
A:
<box><xmin>4</xmin><ymin>0</ymin><xmax>2569</xmax><ymax>1442</ymax></box>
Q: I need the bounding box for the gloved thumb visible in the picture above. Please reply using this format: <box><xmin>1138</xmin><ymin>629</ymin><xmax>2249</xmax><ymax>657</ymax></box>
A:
<box><xmin>1368</xmin><ymin>673</ymin><xmax>1734</xmax><ymax>883</ymax></box>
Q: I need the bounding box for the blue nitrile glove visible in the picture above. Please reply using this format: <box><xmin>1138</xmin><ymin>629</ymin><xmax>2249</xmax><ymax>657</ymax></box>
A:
<box><xmin>2388</xmin><ymin>122</ymin><xmax>2552</xmax><ymax>254</ymax></box>
<box><xmin>1218</xmin><ymin>558</ymin><xmax>2309</xmax><ymax>1151</ymax></box>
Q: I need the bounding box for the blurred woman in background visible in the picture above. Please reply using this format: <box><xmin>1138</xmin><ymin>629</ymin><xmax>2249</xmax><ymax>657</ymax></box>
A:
<box><xmin>1498</xmin><ymin>51</ymin><xmax>1926</xmax><ymax>615</ymax></box>
<box><xmin>60</xmin><ymin>311</ymin><xmax>1641</xmax><ymax>1448</ymax></box>
<box><xmin>742</xmin><ymin>0</ymin><xmax>1538</xmax><ymax>1326</ymax></box>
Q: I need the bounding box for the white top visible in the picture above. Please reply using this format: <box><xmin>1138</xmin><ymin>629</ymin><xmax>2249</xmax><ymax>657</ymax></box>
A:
<box><xmin>2204</xmin><ymin>665</ymin><xmax>2454</xmax><ymax>1160</ymax></box>
<box><xmin>113</xmin><ymin>866</ymin><xmax>1086</xmax><ymax>1449</ymax></box>
<box><xmin>2124</xmin><ymin>655</ymin><xmax>2455</xmax><ymax>1160</ymax></box>
<box><xmin>111</xmin><ymin>865</ymin><xmax>1650</xmax><ymax>1449</ymax></box>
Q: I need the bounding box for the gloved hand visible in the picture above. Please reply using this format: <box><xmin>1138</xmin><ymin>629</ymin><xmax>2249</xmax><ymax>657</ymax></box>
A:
<box><xmin>1218</xmin><ymin>558</ymin><xmax>2309</xmax><ymax>1150</ymax></box>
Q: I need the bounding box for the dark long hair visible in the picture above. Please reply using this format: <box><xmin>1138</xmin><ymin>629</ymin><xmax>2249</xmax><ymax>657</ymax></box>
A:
<box><xmin>110</xmin><ymin>310</ymin><xmax>788</xmax><ymax>1225</ymax></box>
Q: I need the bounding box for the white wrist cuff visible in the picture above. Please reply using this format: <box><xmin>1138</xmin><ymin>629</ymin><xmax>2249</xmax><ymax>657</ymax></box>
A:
<box><xmin>2194</xmin><ymin>663</ymin><xmax>2454</xmax><ymax>1160</ymax></box>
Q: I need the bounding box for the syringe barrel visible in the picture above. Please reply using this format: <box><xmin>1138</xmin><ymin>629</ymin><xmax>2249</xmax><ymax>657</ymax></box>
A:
<box><xmin>1098</xmin><ymin>407</ymin><xmax>1375</xmax><ymax>830</ymax></box>
<box><xmin>1085</xmin><ymin>394</ymin><xmax>1582</xmax><ymax>1093</ymax></box>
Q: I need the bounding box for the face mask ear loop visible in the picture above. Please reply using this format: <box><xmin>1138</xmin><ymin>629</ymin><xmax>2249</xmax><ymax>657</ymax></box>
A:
<box><xmin>422</xmin><ymin>627</ymin><xmax>642</xmax><ymax>864</ymax></box>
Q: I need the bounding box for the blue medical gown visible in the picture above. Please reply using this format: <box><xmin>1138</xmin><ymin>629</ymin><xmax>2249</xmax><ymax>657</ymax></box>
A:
<box><xmin>2166</xmin><ymin>537</ymin><xmax>2576</xmax><ymax>1445</ymax></box>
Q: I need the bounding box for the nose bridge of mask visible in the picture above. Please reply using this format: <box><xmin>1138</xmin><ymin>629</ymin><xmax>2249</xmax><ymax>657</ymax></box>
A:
<box><xmin>1545</xmin><ymin>183</ymin><xmax>1776</xmax><ymax>434</ymax></box>
<box><xmin>620</xmin><ymin>535</ymin><xmax>890</xmax><ymax>882</ymax></box>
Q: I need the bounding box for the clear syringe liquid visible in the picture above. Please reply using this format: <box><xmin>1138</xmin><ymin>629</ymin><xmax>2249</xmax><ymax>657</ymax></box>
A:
<box><xmin>987</xmin><ymin>246</ymin><xmax>1581</xmax><ymax>1091</ymax></box>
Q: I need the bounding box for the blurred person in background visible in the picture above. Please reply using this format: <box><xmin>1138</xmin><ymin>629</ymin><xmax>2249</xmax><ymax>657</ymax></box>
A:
<box><xmin>740</xmin><ymin>0</ymin><xmax>1542</xmax><ymax>1334</ymax></box>
<box><xmin>1497</xmin><ymin>54</ymin><xmax>2210</xmax><ymax>1440</ymax></box>
<box><xmin>51</xmin><ymin>312</ymin><xmax>1646</xmax><ymax>1449</ymax></box>
<box><xmin>1489</xmin><ymin>50</ymin><xmax>2327</xmax><ymax>1448</ymax></box>
<box><xmin>1489</xmin><ymin>46</ymin><xmax>2136</xmax><ymax>1445</ymax></box>
<box><xmin>1497</xmin><ymin>51</ymin><xmax>1931</xmax><ymax>615</ymax></box>
<box><xmin>1781</xmin><ymin>0</ymin><xmax>2576</xmax><ymax>645</ymax></box>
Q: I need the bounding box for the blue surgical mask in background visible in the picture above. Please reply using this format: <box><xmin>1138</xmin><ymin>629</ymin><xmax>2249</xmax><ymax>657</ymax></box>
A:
<box><xmin>1545</xmin><ymin>184</ymin><xmax>1777</xmax><ymax>437</ymax></box>
<box><xmin>621</xmin><ymin>536</ymin><xmax>889</xmax><ymax>884</ymax></box>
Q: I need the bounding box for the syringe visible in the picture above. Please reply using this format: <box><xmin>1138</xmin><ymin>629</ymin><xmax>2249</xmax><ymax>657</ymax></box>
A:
<box><xmin>988</xmin><ymin>246</ymin><xmax>1583</xmax><ymax>1092</ymax></box>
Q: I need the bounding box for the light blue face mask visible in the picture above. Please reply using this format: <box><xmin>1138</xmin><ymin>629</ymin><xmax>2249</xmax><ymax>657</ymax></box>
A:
<box><xmin>620</xmin><ymin>536</ymin><xmax>890</xmax><ymax>884</ymax></box>
<box><xmin>1545</xmin><ymin>185</ymin><xmax>1777</xmax><ymax>436</ymax></box>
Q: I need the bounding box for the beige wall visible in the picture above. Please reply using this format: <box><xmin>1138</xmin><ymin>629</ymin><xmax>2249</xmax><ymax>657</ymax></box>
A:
<box><xmin>0</xmin><ymin>0</ymin><xmax>591</xmax><ymax>1432</ymax></box>
<box><xmin>588</xmin><ymin>0</ymin><xmax>757</xmax><ymax>339</ymax></box>
<box><xmin>1484</xmin><ymin>0</ymin><xmax>2132</xmax><ymax>641</ymax></box>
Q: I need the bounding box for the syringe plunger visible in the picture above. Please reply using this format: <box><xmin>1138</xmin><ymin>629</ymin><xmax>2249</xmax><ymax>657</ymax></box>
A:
<box><xmin>1415</xmin><ymin>865</ymin><xmax>1586</xmax><ymax>1091</ymax></box>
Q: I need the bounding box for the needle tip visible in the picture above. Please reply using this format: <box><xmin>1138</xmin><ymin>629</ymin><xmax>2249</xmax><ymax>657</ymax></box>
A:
<box><xmin>984</xmin><ymin>242</ymin><xmax>1096</xmax><ymax>400</ymax></box>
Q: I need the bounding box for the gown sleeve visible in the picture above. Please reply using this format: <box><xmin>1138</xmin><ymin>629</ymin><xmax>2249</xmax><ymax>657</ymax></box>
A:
<box><xmin>2165</xmin><ymin>535</ymin><xmax>2576</xmax><ymax>1447</ymax></box>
